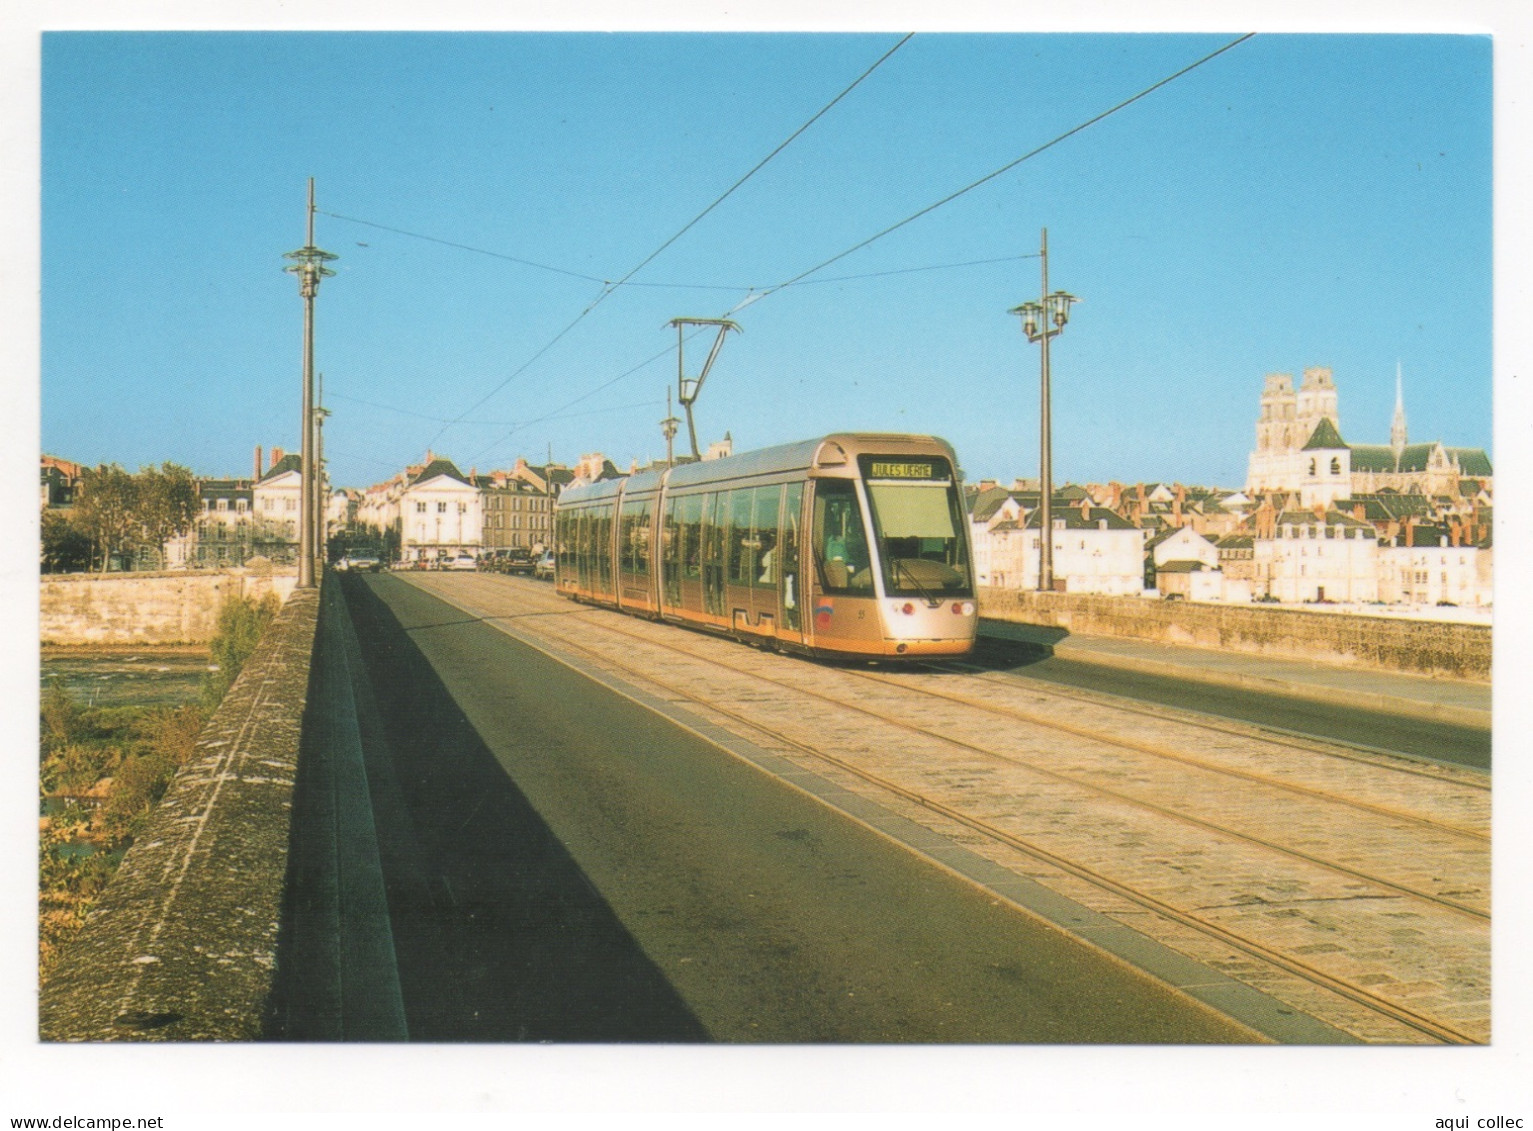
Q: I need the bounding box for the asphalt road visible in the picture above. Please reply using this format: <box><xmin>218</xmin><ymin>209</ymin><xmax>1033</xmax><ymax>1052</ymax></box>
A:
<box><xmin>340</xmin><ymin>573</ymin><xmax>1257</xmax><ymax>1043</ymax></box>
<box><xmin>970</xmin><ymin>635</ymin><xmax>1492</xmax><ymax>771</ymax></box>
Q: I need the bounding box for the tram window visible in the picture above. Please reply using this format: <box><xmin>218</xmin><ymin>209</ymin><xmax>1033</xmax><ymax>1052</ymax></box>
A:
<box><xmin>702</xmin><ymin>492</ymin><xmax>727</xmax><ymax>616</ymax></box>
<box><xmin>662</xmin><ymin>498</ymin><xmax>682</xmax><ymax>605</ymax></box>
<box><xmin>621</xmin><ymin>499</ymin><xmax>650</xmax><ymax>577</ymax></box>
<box><xmin>728</xmin><ymin>489</ymin><xmax>754</xmax><ymax>586</ymax></box>
<box><xmin>595</xmin><ymin>505</ymin><xmax>614</xmax><ymax>590</ymax></box>
<box><xmin>703</xmin><ymin>492</ymin><xmax>726</xmax><ymax>571</ymax></box>
<box><xmin>812</xmin><ymin>479</ymin><xmax>873</xmax><ymax>593</ymax></box>
<box><xmin>679</xmin><ymin>494</ymin><xmax>704</xmax><ymax>580</ymax></box>
<box><xmin>754</xmin><ymin>485</ymin><xmax>781</xmax><ymax>588</ymax></box>
<box><xmin>865</xmin><ymin>480</ymin><xmax>972</xmax><ymax>597</ymax></box>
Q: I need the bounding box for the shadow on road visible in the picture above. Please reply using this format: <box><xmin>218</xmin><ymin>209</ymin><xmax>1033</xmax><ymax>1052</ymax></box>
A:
<box><xmin>308</xmin><ymin>574</ymin><xmax>709</xmax><ymax>1042</ymax></box>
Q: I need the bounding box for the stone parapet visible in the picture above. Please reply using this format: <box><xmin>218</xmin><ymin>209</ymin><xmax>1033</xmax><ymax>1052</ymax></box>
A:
<box><xmin>40</xmin><ymin>569</ymin><xmax>298</xmax><ymax>646</ymax></box>
<box><xmin>979</xmin><ymin>588</ymin><xmax>1490</xmax><ymax>682</ymax></box>
<box><xmin>39</xmin><ymin>587</ymin><xmax>319</xmax><ymax>1041</ymax></box>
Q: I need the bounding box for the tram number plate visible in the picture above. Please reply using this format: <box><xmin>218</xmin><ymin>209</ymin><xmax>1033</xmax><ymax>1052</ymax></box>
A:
<box><xmin>869</xmin><ymin>461</ymin><xmax>935</xmax><ymax>479</ymax></box>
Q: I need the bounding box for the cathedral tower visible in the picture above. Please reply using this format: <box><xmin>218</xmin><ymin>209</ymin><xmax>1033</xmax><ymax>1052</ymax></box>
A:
<box><xmin>1296</xmin><ymin>366</ymin><xmax>1340</xmax><ymax>444</ymax></box>
<box><xmin>1390</xmin><ymin>362</ymin><xmax>1409</xmax><ymax>466</ymax></box>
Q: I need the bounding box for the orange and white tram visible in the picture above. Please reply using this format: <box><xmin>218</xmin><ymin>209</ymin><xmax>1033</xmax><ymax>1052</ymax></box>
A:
<box><xmin>553</xmin><ymin>433</ymin><xmax>977</xmax><ymax>660</ymax></box>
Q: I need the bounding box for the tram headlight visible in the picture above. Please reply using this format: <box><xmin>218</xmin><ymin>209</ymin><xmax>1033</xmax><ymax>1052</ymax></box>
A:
<box><xmin>953</xmin><ymin>601</ymin><xmax>975</xmax><ymax>616</ymax></box>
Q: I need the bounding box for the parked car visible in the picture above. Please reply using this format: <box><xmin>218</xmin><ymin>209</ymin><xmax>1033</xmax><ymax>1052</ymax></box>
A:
<box><xmin>446</xmin><ymin>553</ymin><xmax>478</xmax><ymax>571</ymax></box>
<box><xmin>533</xmin><ymin>550</ymin><xmax>556</xmax><ymax>580</ymax></box>
<box><xmin>347</xmin><ymin>554</ymin><xmax>382</xmax><ymax>573</ymax></box>
<box><xmin>504</xmin><ymin>548</ymin><xmax>535</xmax><ymax>575</ymax></box>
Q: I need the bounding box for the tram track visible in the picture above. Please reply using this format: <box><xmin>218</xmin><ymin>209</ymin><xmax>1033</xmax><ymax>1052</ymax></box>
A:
<box><xmin>532</xmin><ymin>602</ymin><xmax>1489</xmax><ymax>919</ymax></box>
<box><xmin>405</xmin><ymin>575</ymin><xmax>1490</xmax><ymax>1044</ymax></box>
<box><xmin>942</xmin><ymin>648</ymin><xmax>1489</xmax><ymax>788</ymax></box>
<box><xmin>863</xmin><ymin>662</ymin><xmax>1490</xmax><ymax>841</ymax></box>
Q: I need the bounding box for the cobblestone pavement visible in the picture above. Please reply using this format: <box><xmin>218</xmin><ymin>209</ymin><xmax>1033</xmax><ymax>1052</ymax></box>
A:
<box><xmin>410</xmin><ymin>574</ymin><xmax>1491</xmax><ymax>1045</ymax></box>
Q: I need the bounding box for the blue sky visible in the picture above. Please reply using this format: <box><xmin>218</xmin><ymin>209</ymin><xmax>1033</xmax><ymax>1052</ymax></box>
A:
<box><xmin>37</xmin><ymin>30</ymin><xmax>1495</xmax><ymax>491</ymax></box>
<box><xmin>8</xmin><ymin>5</ymin><xmax>1533</xmax><ymax>1118</ymax></box>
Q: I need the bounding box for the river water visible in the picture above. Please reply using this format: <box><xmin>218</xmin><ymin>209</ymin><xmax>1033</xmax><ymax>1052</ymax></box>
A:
<box><xmin>40</xmin><ymin>648</ymin><xmax>212</xmax><ymax>708</ymax></box>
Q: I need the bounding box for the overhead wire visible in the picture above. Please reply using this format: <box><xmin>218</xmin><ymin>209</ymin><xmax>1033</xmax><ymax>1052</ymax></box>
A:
<box><xmin>472</xmin><ymin>33</ymin><xmax>1257</xmax><ymax>464</ymax></box>
<box><xmin>728</xmin><ymin>33</ymin><xmax>1257</xmax><ymax>312</ymax></box>
<box><xmin>323</xmin><ymin>206</ymin><xmax>1037</xmax><ymax>292</ymax></box>
<box><xmin>330</xmin><ymin>389</ymin><xmax>662</xmax><ymax>428</ymax></box>
<box><xmin>414</xmin><ymin>33</ymin><xmax>915</xmax><ymax>456</ymax></box>
<box><xmin>318</xmin><ymin>211</ymin><xmax>607</xmax><ymax>283</ymax></box>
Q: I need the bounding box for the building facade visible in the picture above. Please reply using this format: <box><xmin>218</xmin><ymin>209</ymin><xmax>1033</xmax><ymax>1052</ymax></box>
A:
<box><xmin>1252</xmin><ymin>509</ymin><xmax>1380</xmax><ymax>604</ymax></box>
<box><xmin>399</xmin><ymin>457</ymin><xmax>482</xmax><ymax>562</ymax></box>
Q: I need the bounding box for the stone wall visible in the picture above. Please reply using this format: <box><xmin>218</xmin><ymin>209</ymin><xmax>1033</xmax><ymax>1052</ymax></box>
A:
<box><xmin>40</xmin><ymin>568</ymin><xmax>298</xmax><ymax>646</ymax></box>
<box><xmin>39</xmin><ymin>587</ymin><xmax>319</xmax><ymax>1041</ymax></box>
<box><xmin>979</xmin><ymin>588</ymin><xmax>1491</xmax><ymax>682</ymax></box>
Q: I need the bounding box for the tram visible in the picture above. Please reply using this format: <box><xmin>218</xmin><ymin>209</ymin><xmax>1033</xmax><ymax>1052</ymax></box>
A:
<box><xmin>553</xmin><ymin>433</ymin><xmax>977</xmax><ymax>660</ymax></box>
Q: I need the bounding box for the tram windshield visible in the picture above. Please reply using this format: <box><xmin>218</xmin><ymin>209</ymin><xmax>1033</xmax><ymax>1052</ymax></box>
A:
<box><xmin>858</xmin><ymin>456</ymin><xmax>973</xmax><ymax>600</ymax></box>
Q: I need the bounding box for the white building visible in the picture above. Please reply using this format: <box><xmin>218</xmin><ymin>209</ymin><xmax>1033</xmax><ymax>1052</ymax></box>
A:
<box><xmin>399</xmin><ymin>457</ymin><xmax>482</xmax><ymax>562</ymax></box>
<box><xmin>1376</xmin><ymin>524</ymin><xmax>1493</xmax><ymax>608</ymax></box>
<box><xmin>253</xmin><ymin>453</ymin><xmax>304</xmax><ymax>559</ymax></box>
<box><xmin>1252</xmin><ymin>508</ymin><xmax>1379</xmax><ymax>604</ymax></box>
<box><xmin>1149</xmin><ymin>525</ymin><xmax>1220</xmax><ymax>571</ymax></box>
<box><xmin>1147</xmin><ymin>526</ymin><xmax>1224</xmax><ymax>600</ymax></box>
<box><xmin>967</xmin><ymin>487</ymin><xmax>1026</xmax><ymax>588</ymax></box>
<box><xmin>1002</xmin><ymin>502</ymin><xmax>1146</xmax><ymax>595</ymax></box>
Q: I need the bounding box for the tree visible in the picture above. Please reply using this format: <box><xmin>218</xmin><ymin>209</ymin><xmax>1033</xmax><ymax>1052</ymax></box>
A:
<box><xmin>69</xmin><ymin>462</ymin><xmax>200</xmax><ymax>571</ymax></box>
<box><xmin>73</xmin><ymin>464</ymin><xmax>138</xmax><ymax>571</ymax></box>
<box><xmin>201</xmin><ymin>591</ymin><xmax>281</xmax><ymax>708</ymax></box>
<box><xmin>135</xmin><ymin>462</ymin><xmax>199</xmax><ymax>569</ymax></box>
<box><xmin>40</xmin><ymin>510</ymin><xmax>92</xmax><ymax>573</ymax></box>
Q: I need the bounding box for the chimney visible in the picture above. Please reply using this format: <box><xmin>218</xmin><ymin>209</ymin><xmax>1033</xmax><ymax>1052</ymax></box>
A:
<box><xmin>271</xmin><ymin>447</ymin><xmax>284</xmax><ymax>469</ymax></box>
<box><xmin>254</xmin><ymin>446</ymin><xmax>263</xmax><ymax>481</ymax></box>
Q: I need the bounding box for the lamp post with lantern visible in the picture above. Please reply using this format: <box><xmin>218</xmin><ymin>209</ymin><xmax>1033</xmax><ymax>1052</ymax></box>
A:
<box><xmin>1009</xmin><ymin>228</ymin><xmax>1078</xmax><ymax>593</ymax></box>
<box><xmin>283</xmin><ymin>178</ymin><xmax>337</xmax><ymax>590</ymax></box>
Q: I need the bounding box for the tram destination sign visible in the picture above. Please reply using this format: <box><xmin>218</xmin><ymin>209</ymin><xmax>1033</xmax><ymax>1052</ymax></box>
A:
<box><xmin>868</xmin><ymin>460</ymin><xmax>938</xmax><ymax>480</ymax></box>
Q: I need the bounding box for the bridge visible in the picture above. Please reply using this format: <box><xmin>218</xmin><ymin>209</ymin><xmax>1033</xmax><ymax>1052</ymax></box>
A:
<box><xmin>38</xmin><ymin>573</ymin><xmax>1491</xmax><ymax>1044</ymax></box>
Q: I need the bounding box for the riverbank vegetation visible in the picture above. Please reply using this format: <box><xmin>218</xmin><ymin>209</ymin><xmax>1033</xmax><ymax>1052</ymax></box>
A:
<box><xmin>38</xmin><ymin>684</ymin><xmax>208</xmax><ymax>980</ymax></box>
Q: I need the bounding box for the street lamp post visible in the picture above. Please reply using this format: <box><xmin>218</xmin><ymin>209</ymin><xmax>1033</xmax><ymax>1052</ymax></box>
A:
<box><xmin>314</xmin><ymin>398</ymin><xmax>330</xmax><ymax>575</ymax></box>
<box><xmin>1009</xmin><ymin>228</ymin><xmax>1078</xmax><ymax>593</ymax></box>
<box><xmin>284</xmin><ymin>178</ymin><xmax>337</xmax><ymax>589</ymax></box>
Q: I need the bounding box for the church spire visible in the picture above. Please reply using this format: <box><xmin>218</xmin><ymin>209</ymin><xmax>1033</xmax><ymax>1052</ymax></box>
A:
<box><xmin>1390</xmin><ymin>361</ymin><xmax>1408</xmax><ymax>466</ymax></box>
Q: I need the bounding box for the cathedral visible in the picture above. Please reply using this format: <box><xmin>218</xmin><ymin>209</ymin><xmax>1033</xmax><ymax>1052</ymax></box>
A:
<box><xmin>1244</xmin><ymin>365</ymin><xmax>1492</xmax><ymax>508</ymax></box>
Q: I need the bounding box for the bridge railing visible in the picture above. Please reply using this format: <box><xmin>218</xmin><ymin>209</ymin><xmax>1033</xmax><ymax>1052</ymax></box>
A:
<box><xmin>40</xmin><ymin>587</ymin><xmax>321</xmax><ymax>1040</ymax></box>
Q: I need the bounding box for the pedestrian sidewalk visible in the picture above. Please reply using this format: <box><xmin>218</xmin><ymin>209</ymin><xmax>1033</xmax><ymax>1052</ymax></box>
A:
<box><xmin>980</xmin><ymin>618</ymin><xmax>1491</xmax><ymax>731</ymax></box>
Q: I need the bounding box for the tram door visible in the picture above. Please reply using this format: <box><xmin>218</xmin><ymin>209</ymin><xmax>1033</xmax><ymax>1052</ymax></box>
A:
<box><xmin>778</xmin><ymin>482</ymin><xmax>805</xmax><ymax>643</ymax></box>
<box><xmin>702</xmin><ymin>491</ymin><xmax>727</xmax><ymax>619</ymax></box>
<box><xmin>724</xmin><ymin>484</ymin><xmax>784</xmax><ymax>635</ymax></box>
